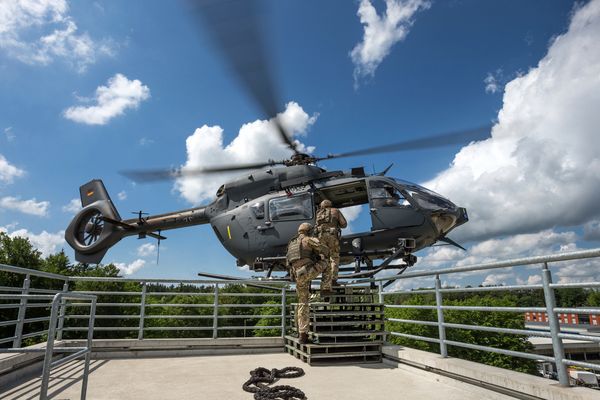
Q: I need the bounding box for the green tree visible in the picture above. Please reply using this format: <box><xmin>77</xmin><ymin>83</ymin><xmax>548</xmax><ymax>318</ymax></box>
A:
<box><xmin>253</xmin><ymin>300</ymin><xmax>282</xmax><ymax>337</ymax></box>
<box><xmin>386</xmin><ymin>293</ymin><xmax>538</xmax><ymax>374</ymax></box>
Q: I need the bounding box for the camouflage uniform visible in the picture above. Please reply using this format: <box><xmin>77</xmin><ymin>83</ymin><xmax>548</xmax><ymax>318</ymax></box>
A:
<box><xmin>287</xmin><ymin>229</ymin><xmax>331</xmax><ymax>335</ymax></box>
<box><xmin>315</xmin><ymin>201</ymin><xmax>347</xmax><ymax>281</ymax></box>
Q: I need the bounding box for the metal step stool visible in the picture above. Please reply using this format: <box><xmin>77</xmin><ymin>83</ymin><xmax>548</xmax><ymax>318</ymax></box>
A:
<box><xmin>285</xmin><ymin>285</ymin><xmax>385</xmax><ymax>365</ymax></box>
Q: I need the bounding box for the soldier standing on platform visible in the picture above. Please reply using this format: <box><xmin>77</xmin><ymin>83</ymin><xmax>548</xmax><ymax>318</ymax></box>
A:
<box><xmin>286</xmin><ymin>223</ymin><xmax>332</xmax><ymax>344</ymax></box>
<box><xmin>315</xmin><ymin>200</ymin><xmax>347</xmax><ymax>286</ymax></box>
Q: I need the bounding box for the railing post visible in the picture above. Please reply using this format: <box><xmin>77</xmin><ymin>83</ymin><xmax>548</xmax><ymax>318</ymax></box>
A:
<box><xmin>81</xmin><ymin>297</ymin><xmax>97</xmax><ymax>400</ymax></box>
<box><xmin>212</xmin><ymin>284</ymin><xmax>219</xmax><ymax>339</ymax></box>
<box><xmin>378</xmin><ymin>280</ymin><xmax>384</xmax><ymax>304</ymax></box>
<box><xmin>56</xmin><ymin>280</ymin><xmax>69</xmax><ymax>340</ymax></box>
<box><xmin>40</xmin><ymin>294</ymin><xmax>61</xmax><ymax>400</ymax></box>
<box><xmin>435</xmin><ymin>275</ymin><xmax>448</xmax><ymax>358</ymax></box>
<box><xmin>138</xmin><ymin>282</ymin><xmax>147</xmax><ymax>340</ymax></box>
<box><xmin>542</xmin><ymin>263</ymin><xmax>570</xmax><ymax>387</ymax></box>
<box><xmin>13</xmin><ymin>274</ymin><xmax>30</xmax><ymax>348</ymax></box>
<box><xmin>280</xmin><ymin>287</ymin><xmax>287</xmax><ymax>337</ymax></box>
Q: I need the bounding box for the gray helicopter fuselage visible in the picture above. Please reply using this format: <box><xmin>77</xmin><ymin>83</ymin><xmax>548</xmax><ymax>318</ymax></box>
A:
<box><xmin>65</xmin><ymin>165</ymin><xmax>467</xmax><ymax>268</ymax></box>
<box><xmin>204</xmin><ymin>165</ymin><xmax>467</xmax><ymax>270</ymax></box>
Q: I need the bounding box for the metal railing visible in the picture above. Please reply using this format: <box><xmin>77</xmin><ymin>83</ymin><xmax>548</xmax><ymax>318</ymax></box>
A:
<box><xmin>355</xmin><ymin>248</ymin><xmax>600</xmax><ymax>388</ymax></box>
<box><xmin>2</xmin><ymin>248</ymin><xmax>599</xmax><ymax>392</ymax></box>
<box><xmin>0</xmin><ymin>264</ymin><xmax>295</xmax><ymax>345</ymax></box>
<box><xmin>0</xmin><ymin>292</ymin><xmax>97</xmax><ymax>400</ymax></box>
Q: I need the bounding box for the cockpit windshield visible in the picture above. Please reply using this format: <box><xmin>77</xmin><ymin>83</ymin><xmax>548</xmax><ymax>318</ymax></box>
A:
<box><xmin>390</xmin><ymin>178</ymin><xmax>456</xmax><ymax>210</ymax></box>
<box><xmin>368</xmin><ymin>180</ymin><xmax>411</xmax><ymax>208</ymax></box>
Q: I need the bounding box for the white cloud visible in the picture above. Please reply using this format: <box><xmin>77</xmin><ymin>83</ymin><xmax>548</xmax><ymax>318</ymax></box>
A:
<box><xmin>0</xmin><ymin>225</ymin><xmax>65</xmax><ymax>257</ymax></box>
<box><xmin>137</xmin><ymin>243</ymin><xmax>156</xmax><ymax>257</ymax></box>
<box><xmin>516</xmin><ymin>275</ymin><xmax>542</xmax><ymax>285</ymax></box>
<box><xmin>176</xmin><ymin>101</ymin><xmax>317</xmax><ymax>204</ymax></box>
<box><xmin>0</xmin><ymin>196</ymin><xmax>49</xmax><ymax>216</ymax></box>
<box><xmin>385</xmin><ymin>229</ymin><xmax>583</xmax><ymax>291</ymax></box>
<box><xmin>63</xmin><ymin>74</ymin><xmax>150</xmax><ymax>125</ymax></box>
<box><xmin>481</xmin><ymin>272</ymin><xmax>513</xmax><ymax>286</ymax></box>
<box><xmin>0</xmin><ymin>0</ymin><xmax>113</xmax><ymax>72</ymax></box>
<box><xmin>584</xmin><ymin>220</ymin><xmax>600</xmax><ymax>241</ymax></box>
<box><xmin>350</xmin><ymin>0</ymin><xmax>430</xmax><ymax>86</ymax></box>
<box><xmin>419</xmin><ymin>230</ymin><xmax>578</xmax><ymax>268</ymax></box>
<box><xmin>555</xmin><ymin>258</ymin><xmax>600</xmax><ymax>284</ymax></box>
<box><xmin>425</xmin><ymin>0</ymin><xmax>600</xmax><ymax>242</ymax></box>
<box><xmin>62</xmin><ymin>198</ymin><xmax>81</xmax><ymax>214</ymax></box>
<box><xmin>341</xmin><ymin>204</ymin><xmax>365</xmax><ymax>234</ymax></box>
<box><xmin>4</xmin><ymin>127</ymin><xmax>15</xmax><ymax>141</ymax></box>
<box><xmin>117</xmin><ymin>190</ymin><xmax>127</xmax><ymax>201</ymax></box>
<box><xmin>0</xmin><ymin>154</ymin><xmax>25</xmax><ymax>184</ymax></box>
<box><xmin>138</xmin><ymin>137</ymin><xmax>154</xmax><ymax>146</ymax></box>
<box><xmin>113</xmin><ymin>259</ymin><xmax>146</xmax><ymax>275</ymax></box>
<box><xmin>483</xmin><ymin>69</ymin><xmax>504</xmax><ymax>94</ymax></box>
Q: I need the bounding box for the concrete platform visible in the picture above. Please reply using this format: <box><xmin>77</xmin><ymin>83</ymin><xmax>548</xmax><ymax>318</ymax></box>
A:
<box><xmin>2</xmin><ymin>352</ymin><xmax>515</xmax><ymax>400</ymax></box>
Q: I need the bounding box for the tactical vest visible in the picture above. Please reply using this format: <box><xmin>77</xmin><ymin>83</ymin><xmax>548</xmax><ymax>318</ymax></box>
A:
<box><xmin>286</xmin><ymin>234</ymin><xmax>312</xmax><ymax>264</ymax></box>
<box><xmin>316</xmin><ymin>208</ymin><xmax>332</xmax><ymax>226</ymax></box>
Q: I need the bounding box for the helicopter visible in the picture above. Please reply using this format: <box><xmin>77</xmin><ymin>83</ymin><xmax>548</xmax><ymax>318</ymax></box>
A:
<box><xmin>64</xmin><ymin>0</ymin><xmax>487</xmax><ymax>279</ymax></box>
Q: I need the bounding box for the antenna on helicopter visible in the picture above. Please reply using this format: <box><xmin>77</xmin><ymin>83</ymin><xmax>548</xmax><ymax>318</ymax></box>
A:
<box><xmin>378</xmin><ymin>163</ymin><xmax>394</xmax><ymax>176</ymax></box>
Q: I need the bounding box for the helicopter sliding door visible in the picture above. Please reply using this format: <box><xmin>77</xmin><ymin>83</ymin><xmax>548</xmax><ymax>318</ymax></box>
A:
<box><xmin>368</xmin><ymin>179</ymin><xmax>424</xmax><ymax>230</ymax></box>
<box><xmin>317</xmin><ymin>180</ymin><xmax>369</xmax><ymax>208</ymax></box>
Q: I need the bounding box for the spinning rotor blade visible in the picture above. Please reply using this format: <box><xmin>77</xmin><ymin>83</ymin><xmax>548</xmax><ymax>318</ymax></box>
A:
<box><xmin>121</xmin><ymin>160</ymin><xmax>285</xmax><ymax>183</ymax></box>
<box><xmin>316</xmin><ymin>125</ymin><xmax>491</xmax><ymax>162</ymax></box>
<box><xmin>190</xmin><ymin>0</ymin><xmax>298</xmax><ymax>153</ymax></box>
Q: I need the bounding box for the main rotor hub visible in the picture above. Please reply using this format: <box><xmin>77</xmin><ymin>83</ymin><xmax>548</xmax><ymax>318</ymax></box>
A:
<box><xmin>285</xmin><ymin>153</ymin><xmax>317</xmax><ymax>166</ymax></box>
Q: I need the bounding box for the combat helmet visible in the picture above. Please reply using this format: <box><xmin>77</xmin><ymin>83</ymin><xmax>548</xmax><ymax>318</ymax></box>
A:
<box><xmin>298</xmin><ymin>222</ymin><xmax>312</xmax><ymax>234</ymax></box>
<box><xmin>320</xmin><ymin>199</ymin><xmax>332</xmax><ymax>208</ymax></box>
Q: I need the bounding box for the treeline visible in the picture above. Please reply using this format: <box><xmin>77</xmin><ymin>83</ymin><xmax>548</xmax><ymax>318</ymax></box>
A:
<box><xmin>0</xmin><ymin>233</ymin><xmax>285</xmax><ymax>347</ymax></box>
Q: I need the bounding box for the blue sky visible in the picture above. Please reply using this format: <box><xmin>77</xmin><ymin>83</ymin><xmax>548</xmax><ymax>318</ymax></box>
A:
<box><xmin>1</xmin><ymin>0</ymin><xmax>599</xmax><ymax>287</ymax></box>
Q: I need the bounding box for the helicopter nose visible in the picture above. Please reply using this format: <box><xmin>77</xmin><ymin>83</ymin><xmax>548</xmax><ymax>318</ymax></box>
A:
<box><xmin>431</xmin><ymin>207</ymin><xmax>468</xmax><ymax>235</ymax></box>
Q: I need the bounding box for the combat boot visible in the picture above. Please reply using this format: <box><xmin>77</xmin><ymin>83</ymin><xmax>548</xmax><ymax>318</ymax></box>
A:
<box><xmin>299</xmin><ymin>332</ymin><xmax>310</xmax><ymax>344</ymax></box>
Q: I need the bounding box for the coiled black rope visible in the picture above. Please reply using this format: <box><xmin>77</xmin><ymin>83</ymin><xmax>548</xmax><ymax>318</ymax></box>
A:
<box><xmin>242</xmin><ymin>367</ymin><xmax>307</xmax><ymax>400</ymax></box>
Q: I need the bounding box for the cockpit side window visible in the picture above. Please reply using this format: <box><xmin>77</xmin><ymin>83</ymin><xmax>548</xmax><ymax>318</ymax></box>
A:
<box><xmin>268</xmin><ymin>193</ymin><xmax>314</xmax><ymax>221</ymax></box>
<box><xmin>369</xmin><ymin>180</ymin><xmax>410</xmax><ymax>208</ymax></box>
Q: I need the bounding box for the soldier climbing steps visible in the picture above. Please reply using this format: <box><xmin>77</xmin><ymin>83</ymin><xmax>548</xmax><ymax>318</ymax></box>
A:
<box><xmin>285</xmin><ymin>284</ymin><xmax>385</xmax><ymax>365</ymax></box>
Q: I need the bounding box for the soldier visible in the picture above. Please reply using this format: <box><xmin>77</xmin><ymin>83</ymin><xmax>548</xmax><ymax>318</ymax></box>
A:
<box><xmin>287</xmin><ymin>222</ymin><xmax>332</xmax><ymax>344</ymax></box>
<box><xmin>315</xmin><ymin>199</ymin><xmax>347</xmax><ymax>286</ymax></box>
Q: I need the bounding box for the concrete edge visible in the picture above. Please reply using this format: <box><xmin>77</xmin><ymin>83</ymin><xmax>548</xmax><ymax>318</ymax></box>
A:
<box><xmin>64</xmin><ymin>337</ymin><xmax>284</xmax><ymax>349</ymax></box>
<box><xmin>0</xmin><ymin>337</ymin><xmax>285</xmax><ymax>389</ymax></box>
<box><xmin>383</xmin><ymin>345</ymin><xmax>599</xmax><ymax>400</ymax></box>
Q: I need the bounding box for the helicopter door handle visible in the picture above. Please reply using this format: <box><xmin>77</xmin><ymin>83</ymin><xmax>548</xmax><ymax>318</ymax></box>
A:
<box><xmin>257</xmin><ymin>224</ymin><xmax>275</xmax><ymax>231</ymax></box>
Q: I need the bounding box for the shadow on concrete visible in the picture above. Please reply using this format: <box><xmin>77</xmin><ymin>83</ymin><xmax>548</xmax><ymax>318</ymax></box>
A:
<box><xmin>2</xmin><ymin>358</ymin><xmax>109</xmax><ymax>400</ymax></box>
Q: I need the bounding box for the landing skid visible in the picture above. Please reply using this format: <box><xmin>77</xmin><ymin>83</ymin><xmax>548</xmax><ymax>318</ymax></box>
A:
<box><xmin>196</xmin><ymin>271</ymin><xmax>287</xmax><ymax>291</ymax></box>
<box><xmin>337</xmin><ymin>243</ymin><xmax>417</xmax><ymax>280</ymax></box>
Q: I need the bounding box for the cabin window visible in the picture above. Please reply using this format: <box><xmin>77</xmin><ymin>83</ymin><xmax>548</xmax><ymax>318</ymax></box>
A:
<box><xmin>369</xmin><ymin>180</ymin><xmax>410</xmax><ymax>208</ymax></box>
<box><xmin>269</xmin><ymin>193</ymin><xmax>313</xmax><ymax>221</ymax></box>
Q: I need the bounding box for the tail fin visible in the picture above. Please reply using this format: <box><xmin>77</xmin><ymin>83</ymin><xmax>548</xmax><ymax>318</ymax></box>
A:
<box><xmin>65</xmin><ymin>180</ymin><xmax>125</xmax><ymax>264</ymax></box>
<box><xmin>79</xmin><ymin>179</ymin><xmax>121</xmax><ymax>218</ymax></box>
